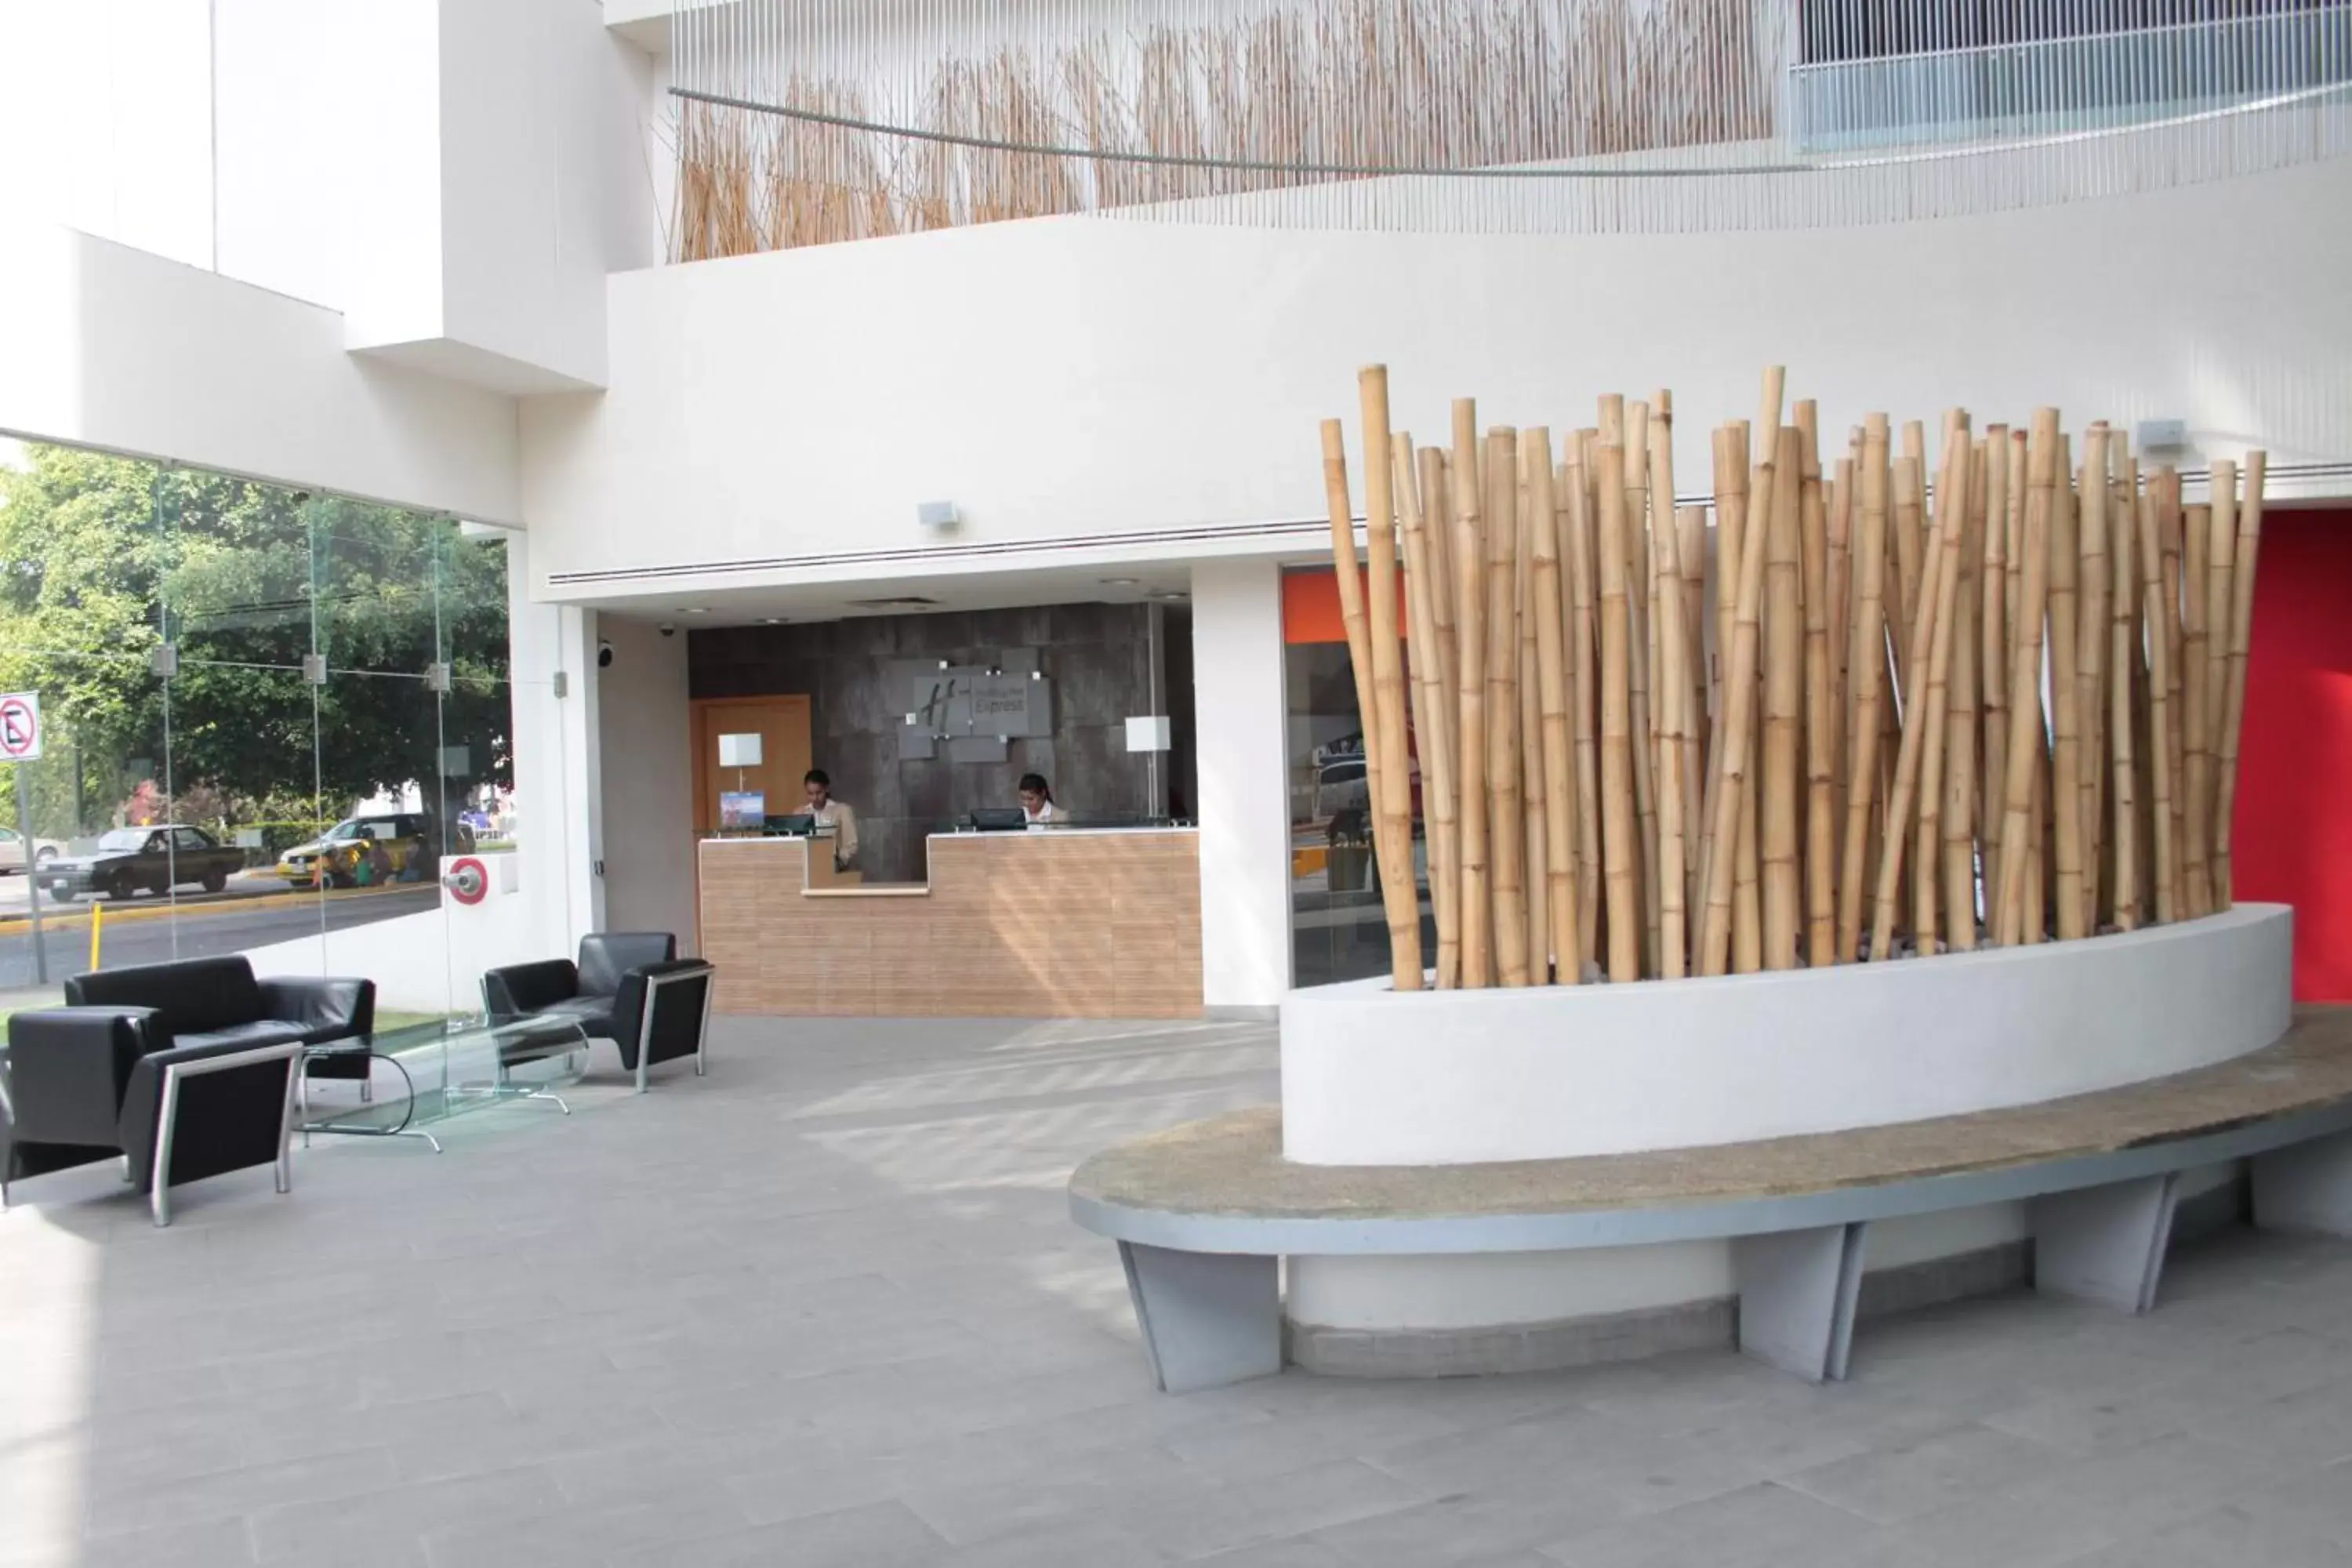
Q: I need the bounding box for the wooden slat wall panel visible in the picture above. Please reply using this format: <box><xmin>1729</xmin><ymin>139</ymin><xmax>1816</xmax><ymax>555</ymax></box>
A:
<box><xmin>697</xmin><ymin>832</ymin><xmax>1206</xmax><ymax>1019</ymax></box>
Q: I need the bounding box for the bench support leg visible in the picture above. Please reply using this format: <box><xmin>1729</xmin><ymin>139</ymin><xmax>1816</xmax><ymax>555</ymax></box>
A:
<box><xmin>2252</xmin><ymin>1130</ymin><xmax>2352</xmax><ymax>1238</ymax></box>
<box><xmin>1735</xmin><ymin>1222</ymin><xmax>1867</xmax><ymax>1383</ymax></box>
<box><xmin>2034</xmin><ymin>1173</ymin><xmax>2180</xmax><ymax>1312</ymax></box>
<box><xmin>1119</xmin><ymin>1242</ymin><xmax>1281</xmax><ymax>1394</ymax></box>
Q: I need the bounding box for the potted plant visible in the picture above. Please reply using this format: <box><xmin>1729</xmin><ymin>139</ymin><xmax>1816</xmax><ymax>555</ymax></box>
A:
<box><xmin>1325</xmin><ymin>807</ymin><xmax>1374</xmax><ymax>894</ymax></box>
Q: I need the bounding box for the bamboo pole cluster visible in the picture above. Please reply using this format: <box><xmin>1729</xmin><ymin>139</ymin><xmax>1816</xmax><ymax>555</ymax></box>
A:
<box><xmin>1323</xmin><ymin>365</ymin><xmax>2269</xmax><ymax>990</ymax></box>
<box><xmin>672</xmin><ymin>0</ymin><xmax>1775</xmax><ymax>261</ymax></box>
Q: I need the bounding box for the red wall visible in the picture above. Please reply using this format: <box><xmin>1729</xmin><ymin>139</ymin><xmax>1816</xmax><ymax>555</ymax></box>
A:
<box><xmin>2233</xmin><ymin>509</ymin><xmax>2352</xmax><ymax>1002</ymax></box>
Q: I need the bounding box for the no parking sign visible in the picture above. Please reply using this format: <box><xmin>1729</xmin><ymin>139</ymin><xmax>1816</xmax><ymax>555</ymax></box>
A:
<box><xmin>0</xmin><ymin>691</ymin><xmax>42</xmax><ymax>763</ymax></box>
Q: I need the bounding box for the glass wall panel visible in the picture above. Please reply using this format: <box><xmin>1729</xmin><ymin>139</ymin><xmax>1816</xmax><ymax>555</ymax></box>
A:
<box><xmin>0</xmin><ymin>441</ymin><xmax>517</xmax><ymax>1013</ymax></box>
<box><xmin>154</xmin><ymin>464</ymin><xmax>328</xmax><ymax>964</ymax></box>
<box><xmin>1282</xmin><ymin>568</ymin><xmax>1433</xmax><ymax>988</ymax></box>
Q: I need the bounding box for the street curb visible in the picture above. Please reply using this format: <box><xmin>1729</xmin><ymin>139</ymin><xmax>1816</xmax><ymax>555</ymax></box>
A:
<box><xmin>0</xmin><ymin>881</ymin><xmax>430</xmax><ymax>937</ymax></box>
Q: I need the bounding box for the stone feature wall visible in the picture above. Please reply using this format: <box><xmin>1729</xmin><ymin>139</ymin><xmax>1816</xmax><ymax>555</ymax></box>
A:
<box><xmin>688</xmin><ymin>603</ymin><xmax>1168</xmax><ymax>884</ymax></box>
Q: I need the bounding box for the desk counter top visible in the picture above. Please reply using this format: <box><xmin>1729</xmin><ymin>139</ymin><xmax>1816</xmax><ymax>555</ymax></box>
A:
<box><xmin>697</xmin><ymin>829</ymin><xmax>1203</xmax><ymax>1018</ymax></box>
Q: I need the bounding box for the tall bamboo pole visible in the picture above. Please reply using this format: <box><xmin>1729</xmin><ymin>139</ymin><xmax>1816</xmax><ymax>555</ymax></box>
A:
<box><xmin>1799</xmin><ymin>419</ymin><xmax>1837</xmax><ymax>967</ymax></box>
<box><xmin>1565</xmin><ymin>441</ymin><xmax>1603</xmax><ymax>961</ymax></box>
<box><xmin>1761</xmin><ymin>425</ymin><xmax>1804</xmax><ymax>971</ymax></box>
<box><xmin>1664</xmin><ymin>412</ymin><xmax>1706</xmax><ymax>930</ymax></box>
<box><xmin>1530</xmin><ymin>434</ymin><xmax>1580</xmax><ymax>984</ymax></box>
<box><xmin>1996</xmin><ymin>412</ymin><xmax>2058</xmax><ymax>946</ymax></box>
<box><xmin>1737</xmin><ymin>379</ymin><xmax>1784</xmax><ymax>980</ymax></box>
<box><xmin>1596</xmin><ymin>441</ymin><xmax>1641</xmax><ymax>982</ymax></box>
<box><xmin>2204</xmin><ymin>463</ymin><xmax>2236</xmax><ymax>771</ymax></box>
<box><xmin>1518</xmin><ymin>449</ymin><xmax>1550</xmax><ymax>983</ymax></box>
<box><xmin>2202</xmin><ymin>464</ymin><xmax>2238</xmax><ymax>906</ymax></box>
<box><xmin>2158</xmin><ymin>475</ymin><xmax>2190</xmax><ymax>919</ymax></box>
<box><xmin>1700</xmin><ymin>419</ymin><xmax>1771</xmax><ymax>976</ymax></box>
<box><xmin>2179</xmin><ymin>499</ymin><xmax>2212</xmax><ymax>918</ymax></box>
<box><xmin>2076</xmin><ymin>426</ymin><xmax>2112</xmax><ymax>936</ymax></box>
<box><xmin>1650</xmin><ymin>422</ymin><xmax>1692</xmax><ymax>978</ymax></box>
<box><xmin>1486</xmin><ymin>427</ymin><xmax>1530</xmax><ymax>985</ymax></box>
<box><xmin>1358</xmin><ymin>369</ymin><xmax>1423</xmax><ymax>987</ymax></box>
<box><xmin>1980</xmin><ymin>426</ymin><xmax>2010</xmax><ymax>894</ymax></box>
<box><xmin>1400</xmin><ymin>440</ymin><xmax>1461</xmax><ymax>987</ymax></box>
<box><xmin>1320</xmin><ymin>416</ymin><xmax>1385</xmax><ymax>857</ymax></box>
<box><xmin>1621</xmin><ymin>405</ymin><xmax>1662</xmax><ymax>976</ymax></box>
<box><xmin>2107</xmin><ymin>455</ymin><xmax>2140</xmax><ymax>931</ymax></box>
<box><xmin>1835</xmin><ymin>416</ymin><xmax>1891</xmax><ymax>962</ymax></box>
<box><xmin>1697</xmin><ymin>424</ymin><xmax>1747</xmax><ymax>946</ymax></box>
<box><xmin>2214</xmin><ymin>452</ymin><xmax>2266</xmax><ymax>908</ymax></box>
<box><xmin>2137</xmin><ymin>485</ymin><xmax>2178</xmax><ymax>925</ymax></box>
<box><xmin>1873</xmin><ymin>426</ymin><xmax>1964</xmax><ymax>961</ymax></box>
<box><xmin>2047</xmin><ymin>430</ymin><xmax>2086</xmax><ymax>944</ymax></box>
<box><xmin>1826</xmin><ymin>445</ymin><xmax>1855</xmax><ymax>927</ymax></box>
<box><xmin>1450</xmin><ymin>401</ymin><xmax>1492</xmax><ymax>986</ymax></box>
<box><xmin>1943</xmin><ymin>438</ymin><xmax>1983</xmax><ymax>952</ymax></box>
<box><xmin>1654</xmin><ymin>495</ymin><xmax>1692</xmax><ymax>981</ymax></box>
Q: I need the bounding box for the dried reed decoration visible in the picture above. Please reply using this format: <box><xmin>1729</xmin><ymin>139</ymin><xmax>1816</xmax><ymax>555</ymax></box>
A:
<box><xmin>669</xmin><ymin>0</ymin><xmax>1777</xmax><ymax>260</ymax></box>
<box><xmin>1322</xmin><ymin>364</ymin><xmax>2268</xmax><ymax>987</ymax></box>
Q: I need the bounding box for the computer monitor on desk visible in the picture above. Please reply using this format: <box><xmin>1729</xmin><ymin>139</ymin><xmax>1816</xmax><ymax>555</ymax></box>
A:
<box><xmin>968</xmin><ymin>808</ymin><xmax>1027</xmax><ymax>832</ymax></box>
<box><xmin>764</xmin><ymin>813</ymin><xmax>818</xmax><ymax>836</ymax></box>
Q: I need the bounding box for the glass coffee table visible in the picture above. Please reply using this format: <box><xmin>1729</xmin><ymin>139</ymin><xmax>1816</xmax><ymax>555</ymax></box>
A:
<box><xmin>299</xmin><ymin>1014</ymin><xmax>591</xmax><ymax>1152</ymax></box>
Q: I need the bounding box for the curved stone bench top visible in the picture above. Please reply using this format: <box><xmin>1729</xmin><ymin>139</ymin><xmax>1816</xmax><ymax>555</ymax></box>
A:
<box><xmin>1070</xmin><ymin>1007</ymin><xmax>2352</xmax><ymax>1254</ymax></box>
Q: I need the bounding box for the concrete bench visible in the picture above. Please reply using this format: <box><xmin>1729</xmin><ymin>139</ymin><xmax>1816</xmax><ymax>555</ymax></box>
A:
<box><xmin>1069</xmin><ymin>1007</ymin><xmax>2352</xmax><ymax>1394</ymax></box>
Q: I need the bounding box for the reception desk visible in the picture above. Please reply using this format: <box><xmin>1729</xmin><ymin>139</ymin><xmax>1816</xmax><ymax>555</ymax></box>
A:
<box><xmin>697</xmin><ymin>828</ymin><xmax>1203</xmax><ymax>1018</ymax></box>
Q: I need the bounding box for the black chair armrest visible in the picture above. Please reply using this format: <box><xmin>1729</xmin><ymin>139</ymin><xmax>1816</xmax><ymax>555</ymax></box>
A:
<box><xmin>483</xmin><ymin>959</ymin><xmax>580</xmax><ymax>1019</ymax></box>
<box><xmin>118</xmin><ymin>1037</ymin><xmax>302</xmax><ymax>1195</ymax></box>
<box><xmin>608</xmin><ymin>960</ymin><xmax>713</xmax><ymax>1072</ymax></box>
<box><xmin>258</xmin><ymin>976</ymin><xmax>376</xmax><ymax>1044</ymax></box>
<box><xmin>3</xmin><ymin>1007</ymin><xmax>163</xmax><ymax>1145</ymax></box>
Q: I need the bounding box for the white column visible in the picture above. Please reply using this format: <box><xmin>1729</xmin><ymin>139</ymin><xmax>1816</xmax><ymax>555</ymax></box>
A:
<box><xmin>1190</xmin><ymin>558</ymin><xmax>1293</xmax><ymax>1010</ymax></box>
<box><xmin>505</xmin><ymin>533</ymin><xmax>603</xmax><ymax>956</ymax></box>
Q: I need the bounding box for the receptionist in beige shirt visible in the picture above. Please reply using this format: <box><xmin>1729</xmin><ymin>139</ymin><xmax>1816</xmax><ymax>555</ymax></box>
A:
<box><xmin>803</xmin><ymin>768</ymin><xmax>859</xmax><ymax>869</ymax></box>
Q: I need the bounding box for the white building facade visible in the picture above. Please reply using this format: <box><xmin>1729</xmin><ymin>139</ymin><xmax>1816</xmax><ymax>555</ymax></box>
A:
<box><xmin>2</xmin><ymin>0</ymin><xmax>2347</xmax><ymax>1011</ymax></box>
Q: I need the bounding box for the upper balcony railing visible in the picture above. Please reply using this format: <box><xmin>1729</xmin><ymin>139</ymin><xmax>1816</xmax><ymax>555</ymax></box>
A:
<box><xmin>662</xmin><ymin>0</ymin><xmax>2352</xmax><ymax>256</ymax></box>
<box><xmin>1791</xmin><ymin>3</ymin><xmax>2352</xmax><ymax>152</ymax></box>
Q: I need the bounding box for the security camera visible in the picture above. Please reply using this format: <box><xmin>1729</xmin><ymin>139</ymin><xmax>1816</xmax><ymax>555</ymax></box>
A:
<box><xmin>658</xmin><ymin>622</ymin><xmax>677</xmax><ymax>637</ymax></box>
<box><xmin>597</xmin><ymin>639</ymin><xmax>613</xmax><ymax>669</ymax></box>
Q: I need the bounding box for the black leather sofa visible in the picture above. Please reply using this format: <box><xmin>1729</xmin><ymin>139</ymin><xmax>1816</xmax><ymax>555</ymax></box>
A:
<box><xmin>482</xmin><ymin>933</ymin><xmax>715</xmax><ymax>1092</ymax></box>
<box><xmin>0</xmin><ymin>957</ymin><xmax>376</xmax><ymax>1224</ymax></box>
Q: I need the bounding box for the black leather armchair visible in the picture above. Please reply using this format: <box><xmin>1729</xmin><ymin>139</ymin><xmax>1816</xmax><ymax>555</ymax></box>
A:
<box><xmin>1</xmin><ymin>1006</ymin><xmax>303</xmax><ymax>1225</ymax></box>
<box><xmin>482</xmin><ymin>934</ymin><xmax>715</xmax><ymax>1092</ymax></box>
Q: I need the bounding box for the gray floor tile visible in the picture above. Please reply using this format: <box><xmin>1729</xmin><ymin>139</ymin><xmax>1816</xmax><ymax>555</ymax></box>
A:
<box><xmin>10</xmin><ymin>1014</ymin><xmax>2352</xmax><ymax>1568</ymax></box>
<box><xmin>1534</xmin><ymin>1481</ymin><xmax>1881</xmax><ymax>1568</ymax></box>
<box><xmin>1778</xmin><ymin>1422</ymin><xmax>2076</xmax><ymax>1524</ymax></box>
<box><xmin>604</xmin><ymin>1499</ymin><xmax>948</xmax><ymax>1567</ymax></box>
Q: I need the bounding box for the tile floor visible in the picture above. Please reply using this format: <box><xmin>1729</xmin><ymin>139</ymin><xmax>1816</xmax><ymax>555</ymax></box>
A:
<box><xmin>5</xmin><ymin>1014</ymin><xmax>2352</xmax><ymax>1566</ymax></box>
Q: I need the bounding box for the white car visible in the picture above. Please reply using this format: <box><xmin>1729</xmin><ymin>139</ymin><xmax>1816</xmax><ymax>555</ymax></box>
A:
<box><xmin>0</xmin><ymin>825</ymin><xmax>65</xmax><ymax>873</ymax></box>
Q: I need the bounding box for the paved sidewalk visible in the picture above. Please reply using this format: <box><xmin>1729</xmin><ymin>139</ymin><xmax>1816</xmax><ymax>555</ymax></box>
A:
<box><xmin>4</xmin><ymin>1014</ymin><xmax>2352</xmax><ymax>1567</ymax></box>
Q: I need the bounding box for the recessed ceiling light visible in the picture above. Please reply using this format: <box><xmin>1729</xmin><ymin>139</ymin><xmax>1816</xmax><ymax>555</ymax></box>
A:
<box><xmin>1100</xmin><ymin>576</ymin><xmax>1141</xmax><ymax>587</ymax></box>
<box><xmin>756</xmin><ymin>616</ymin><xmax>787</xmax><ymax>626</ymax></box>
<box><xmin>675</xmin><ymin>606</ymin><xmax>709</xmax><ymax>615</ymax></box>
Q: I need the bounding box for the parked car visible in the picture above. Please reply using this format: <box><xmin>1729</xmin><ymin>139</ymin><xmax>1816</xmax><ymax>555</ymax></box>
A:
<box><xmin>275</xmin><ymin>812</ymin><xmax>441</xmax><ymax>888</ymax></box>
<box><xmin>43</xmin><ymin>826</ymin><xmax>245</xmax><ymax>902</ymax></box>
<box><xmin>0</xmin><ymin>825</ymin><xmax>66</xmax><ymax>873</ymax></box>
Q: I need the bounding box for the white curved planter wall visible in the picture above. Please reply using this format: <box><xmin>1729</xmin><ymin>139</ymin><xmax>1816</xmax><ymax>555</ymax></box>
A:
<box><xmin>1281</xmin><ymin>905</ymin><xmax>2292</xmax><ymax>1167</ymax></box>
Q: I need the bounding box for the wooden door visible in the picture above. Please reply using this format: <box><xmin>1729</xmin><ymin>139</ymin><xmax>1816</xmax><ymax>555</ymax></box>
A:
<box><xmin>691</xmin><ymin>696</ymin><xmax>813</xmax><ymax>835</ymax></box>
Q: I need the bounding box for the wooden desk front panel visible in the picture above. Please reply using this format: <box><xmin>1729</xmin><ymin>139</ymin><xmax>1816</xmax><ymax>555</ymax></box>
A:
<box><xmin>698</xmin><ymin>831</ymin><xmax>1203</xmax><ymax>1018</ymax></box>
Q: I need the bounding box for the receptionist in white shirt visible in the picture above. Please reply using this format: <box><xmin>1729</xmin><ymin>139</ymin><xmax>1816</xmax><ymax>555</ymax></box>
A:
<box><xmin>803</xmin><ymin>768</ymin><xmax>860</xmax><ymax>868</ymax></box>
<box><xmin>1018</xmin><ymin>773</ymin><xmax>1062</xmax><ymax>826</ymax></box>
